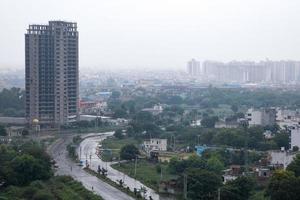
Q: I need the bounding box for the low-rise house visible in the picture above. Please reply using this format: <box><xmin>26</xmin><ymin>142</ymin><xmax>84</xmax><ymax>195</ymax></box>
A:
<box><xmin>269</xmin><ymin>150</ymin><xmax>296</xmax><ymax>169</ymax></box>
<box><xmin>290</xmin><ymin>125</ymin><xmax>300</xmax><ymax>150</ymax></box>
<box><xmin>143</xmin><ymin>138</ymin><xmax>167</xmax><ymax>153</ymax></box>
<box><xmin>6</xmin><ymin>126</ymin><xmax>24</xmax><ymax>137</ymax></box>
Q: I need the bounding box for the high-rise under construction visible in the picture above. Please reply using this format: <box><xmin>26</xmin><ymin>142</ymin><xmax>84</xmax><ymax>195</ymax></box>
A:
<box><xmin>25</xmin><ymin>21</ymin><xmax>79</xmax><ymax>128</ymax></box>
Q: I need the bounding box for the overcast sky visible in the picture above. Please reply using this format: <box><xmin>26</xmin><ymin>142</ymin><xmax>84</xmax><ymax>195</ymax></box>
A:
<box><xmin>0</xmin><ymin>0</ymin><xmax>300</xmax><ymax>70</ymax></box>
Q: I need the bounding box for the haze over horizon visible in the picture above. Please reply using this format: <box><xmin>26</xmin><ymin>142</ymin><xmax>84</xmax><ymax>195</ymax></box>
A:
<box><xmin>1</xmin><ymin>0</ymin><xmax>300</xmax><ymax>70</ymax></box>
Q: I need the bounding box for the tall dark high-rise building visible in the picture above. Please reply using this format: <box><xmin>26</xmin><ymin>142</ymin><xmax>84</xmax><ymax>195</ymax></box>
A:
<box><xmin>25</xmin><ymin>21</ymin><xmax>79</xmax><ymax>128</ymax></box>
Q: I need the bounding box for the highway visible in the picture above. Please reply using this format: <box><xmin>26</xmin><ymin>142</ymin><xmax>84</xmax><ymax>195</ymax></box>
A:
<box><xmin>48</xmin><ymin>134</ymin><xmax>135</xmax><ymax>200</ymax></box>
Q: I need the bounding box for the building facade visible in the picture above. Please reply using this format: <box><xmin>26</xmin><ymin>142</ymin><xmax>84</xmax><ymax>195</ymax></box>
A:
<box><xmin>25</xmin><ymin>21</ymin><xmax>79</xmax><ymax>128</ymax></box>
<box><xmin>246</xmin><ymin>108</ymin><xmax>276</xmax><ymax>126</ymax></box>
<box><xmin>290</xmin><ymin>126</ymin><xmax>300</xmax><ymax>150</ymax></box>
<box><xmin>187</xmin><ymin>59</ymin><xmax>201</xmax><ymax>76</ymax></box>
<box><xmin>143</xmin><ymin>139</ymin><xmax>168</xmax><ymax>153</ymax></box>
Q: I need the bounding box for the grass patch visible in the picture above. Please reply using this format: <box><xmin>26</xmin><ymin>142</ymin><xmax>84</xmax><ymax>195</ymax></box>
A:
<box><xmin>112</xmin><ymin>159</ymin><xmax>178</xmax><ymax>191</ymax></box>
<box><xmin>101</xmin><ymin>137</ymin><xmax>140</xmax><ymax>161</ymax></box>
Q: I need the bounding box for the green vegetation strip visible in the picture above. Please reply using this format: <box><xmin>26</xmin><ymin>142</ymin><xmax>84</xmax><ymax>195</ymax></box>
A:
<box><xmin>101</xmin><ymin>137</ymin><xmax>140</xmax><ymax>161</ymax></box>
<box><xmin>0</xmin><ymin>176</ymin><xmax>103</xmax><ymax>200</ymax></box>
<box><xmin>112</xmin><ymin>160</ymin><xmax>178</xmax><ymax>191</ymax></box>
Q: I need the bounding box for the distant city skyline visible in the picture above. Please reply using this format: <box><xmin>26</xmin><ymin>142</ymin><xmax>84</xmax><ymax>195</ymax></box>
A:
<box><xmin>1</xmin><ymin>0</ymin><xmax>300</xmax><ymax>69</ymax></box>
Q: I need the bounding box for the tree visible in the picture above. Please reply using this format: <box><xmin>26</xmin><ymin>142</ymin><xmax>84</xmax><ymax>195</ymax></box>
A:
<box><xmin>111</xmin><ymin>91</ymin><xmax>121</xmax><ymax>99</ymax></box>
<box><xmin>76</xmin><ymin>120</ymin><xmax>91</xmax><ymax>128</ymax></box>
<box><xmin>221</xmin><ymin>176</ymin><xmax>255</xmax><ymax>200</ymax></box>
<box><xmin>21</xmin><ymin>129</ymin><xmax>29</xmax><ymax>136</ymax></box>
<box><xmin>201</xmin><ymin>116</ymin><xmax>218</xmax><ymax>128</ymax></box>
<box><xmin>273</xmin><ymin>132</ymin><xmax>289</xmax><ymax>149</ymax></box>
<box><xmin>185</xmin><ymin>168</ymin><xmax>222</xmax><ymax>200</ymax></box>
<box><xmin>120</xmin><ymin>144</ymin><xmax>139</xmax><ymax>160</ymax></box>
<box><xmin>134</xmin><ymin>111</ymin><xmax>153</xmax><ymax>122</ymax></box>
<box><xmin>168</xmin><ymin>155</ymin><xmax>206</xmax><ymax>174</ymax></box>
<box><xmin>207</xmin><ymin>156</ymin><xmax>224</xmax><ymax>174</ymax></box>
<box><xmin>287</xmin><ymin>154</ymin><xmax>300</xmax><ymax>177</ymax></box>
<box><xmin>9</xmin><ymin>154</ymin><xmax>52</xmax><ymax>186</ymax></box>
<box><xmin>0</xmin><ymin>125</ymin><xmax>7</xmax><ymax>136</ymax></box>
<box><xmin>231</xmin><ymin>105</ymin><xmax>238</xmax><ymax>113</ymax></box>
<box><xmin>0</xmin><ymin>88</ymin><xmax>25</xmax><ymax>117</ymax></box>
<box><xmin>266</xmin><ymin>170</ymin><xmax>300</xmax><ymax>200</ymax></box>
<box><xmin>293</xmin><ymin>146</ymin><xmax>299</xmax><ymax>152</ymax></box>
<box><xmin>113</xmin><ymin>108</ymin><xmax>127</xmax><ymax>118</ymax></box>
<box><xmin>114</xmin><ymin>129</ymin><xmax>124</xmax><ymax>139</ymax></box>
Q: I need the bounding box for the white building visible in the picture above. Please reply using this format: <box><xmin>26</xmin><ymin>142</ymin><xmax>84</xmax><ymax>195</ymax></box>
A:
<box><xmin>276</xmin><ymin>108</ymin><xmax>300</xmax><ymax>129</ymax></box>
<box><xmin>269</xmin><ymin>150</ymin><xmax>296</xmax><ymax>169</ymax></box>
<box><xmin>290</xmin><ymin>126</ymin><xmax>300</xmax><ymax>150</ymax></box>
<box><xmin>143</xmin><ymin>139</ymin><xmax>167</xmax><ymax>152</ymax></box>
<box><xmin>246</xmin><ymin>108</ymin><xmax>276</xmax><ymax>126</ymax></box>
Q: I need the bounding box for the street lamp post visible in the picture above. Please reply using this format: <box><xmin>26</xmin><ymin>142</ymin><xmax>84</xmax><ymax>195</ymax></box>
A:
<box><xmin>32</xmin><ymin>119</ymin><xmax>40</xmax><ymax>144</ymax></box>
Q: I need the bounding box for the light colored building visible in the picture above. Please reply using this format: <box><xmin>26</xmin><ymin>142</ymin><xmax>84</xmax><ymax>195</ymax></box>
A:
<box><xmin>269</xmin><ymin>150</ymin><xmax>296</xmax><ymax>169</ymax></box>
<box><xmin>246</xmin><ymin>108</ymin><xmax>276</xmax><ymax>126</ymax></box>
<box><xmin>187</xmin><ymin>59</ymin><xmax>201</xmax><ymax>76</ymax></box>
<box><xmin>290</xmin><ymin>126</ymin><xmax>300</xmax><ymax>150</ymax></box>
<box><xmin>143</xmin><ymin>138</ymin><xmax>167</xmax><ymax>152</ymax></box>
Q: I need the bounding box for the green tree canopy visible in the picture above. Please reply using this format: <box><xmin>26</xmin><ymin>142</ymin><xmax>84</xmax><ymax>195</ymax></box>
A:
<box><xmin>221</xmin><ymin>176</ymin><xmax>255</xmax><ymax>200</ymax></box>
<box><xmin>0</xmin><ymin>125</ymin><xmax>7</xmax><ymax>136</ymax></box>
<box><xmin>186</xmin><ymin>168</ymin><xmax>222</xmax><ymax>200</ymax></box>
<box><xmin>287</xmin><ymin>154</ymin><xmax>300</xmax><ymax>177</ymax></box>
<box><xmin>266</xmin><ymin>170</ymin><xmax>300</xmax><ymax>200</ymax></box>
<box><xmin>120</xmin><ymin>144</ymin><xmax>139</xmax><ymax>160</ymax></box>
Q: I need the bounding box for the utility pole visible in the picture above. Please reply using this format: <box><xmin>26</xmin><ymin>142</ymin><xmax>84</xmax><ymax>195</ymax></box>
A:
<box><xmin>218</xmin><ymin>188</ymin><xmax>221</xmax><ymax>200</ymax></box>
<box><xmin>79</xmin><ymin>146</ymin><xmax>82</xmax><ymax>160</ymax></box>
<box><xmin>171</xmin><ymin>135</ymin><xmax>176</xmax><ymax>151</ymax></box>
<box><xmin>134</xmin><ymin>156</ymin><xmax>137</xmax><ymax>177</ymax></box>
<box><xmin>242</xmin><ymin>120</ymin><xmax>249</xmax><ymax>175</ymax></box>
<box><xmin>183</xmin><ymin>174</ymin><xmax>187</xmax><ymax>199</ymax></box>
<box><xmin>89</xmin><ymin>154</ymin><xmax>92</xmax><ymax>167</ymax></box>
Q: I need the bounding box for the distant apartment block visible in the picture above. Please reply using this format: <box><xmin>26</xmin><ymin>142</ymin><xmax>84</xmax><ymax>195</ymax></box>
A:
<box><xmin>187</xmin><ymin>59</ymin><xmax>201</xmax><ymax>76</ymax></box>
<box><xmin>25</xmin><ymin>21</ymin><xmax>79</xmax><ymax>128</ymax></box>
<box><xmin>202</xmin><ymin>60</ymin><xmax>300</xmax><ymax>84</ymax></box>
<box><xmin>246</xmin><ymin>108</ymin><xmax>276</xmax><ymax>126</ymax></box>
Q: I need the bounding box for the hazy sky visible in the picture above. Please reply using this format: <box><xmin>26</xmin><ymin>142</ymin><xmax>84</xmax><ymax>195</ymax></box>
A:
<box><xmin>1</xmin><ymin>0</ymin><xmax>300</xmax><ymax>70</ymax></box>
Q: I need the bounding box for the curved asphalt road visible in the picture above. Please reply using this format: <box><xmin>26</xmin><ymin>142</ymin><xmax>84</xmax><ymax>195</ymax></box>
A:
<box><xmin>48</xmin><ymin>134</ymin><xmax>135</xmax><ymax>200</ymax></box>
<box><xmin>77</xmin><ymin>133</ymin><xmax>161</xmax><ymax>200</ymax></box>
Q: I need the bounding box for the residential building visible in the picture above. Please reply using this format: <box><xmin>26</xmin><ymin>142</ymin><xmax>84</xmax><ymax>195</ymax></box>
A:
<box><xmin>246</xmin><ymin>108</ymin><xmax>276</xmax><ymax>126</ymax></box>
<box><xmin>290</xmin><ymin>126</ymin><xmax>300</xmax><ymax>150</ymax></box>
<box><xmin>269</xmin><ymin>150</ymin><xmax>296</xmax><ymax>169</ymax></box>
<box><xmin>187</xmin><ymin>59</ymin><xmax>201</xmax><ymax>76</ymax></box>
<box><xmin>25</xmin><ymin>21</ymin><xmax>79</xmax><ymax>128</ymax></box>
<box><xmin>143</xmin><ymin>138</ymin><xmax>167</xmax><ymax>152</ymax></box>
